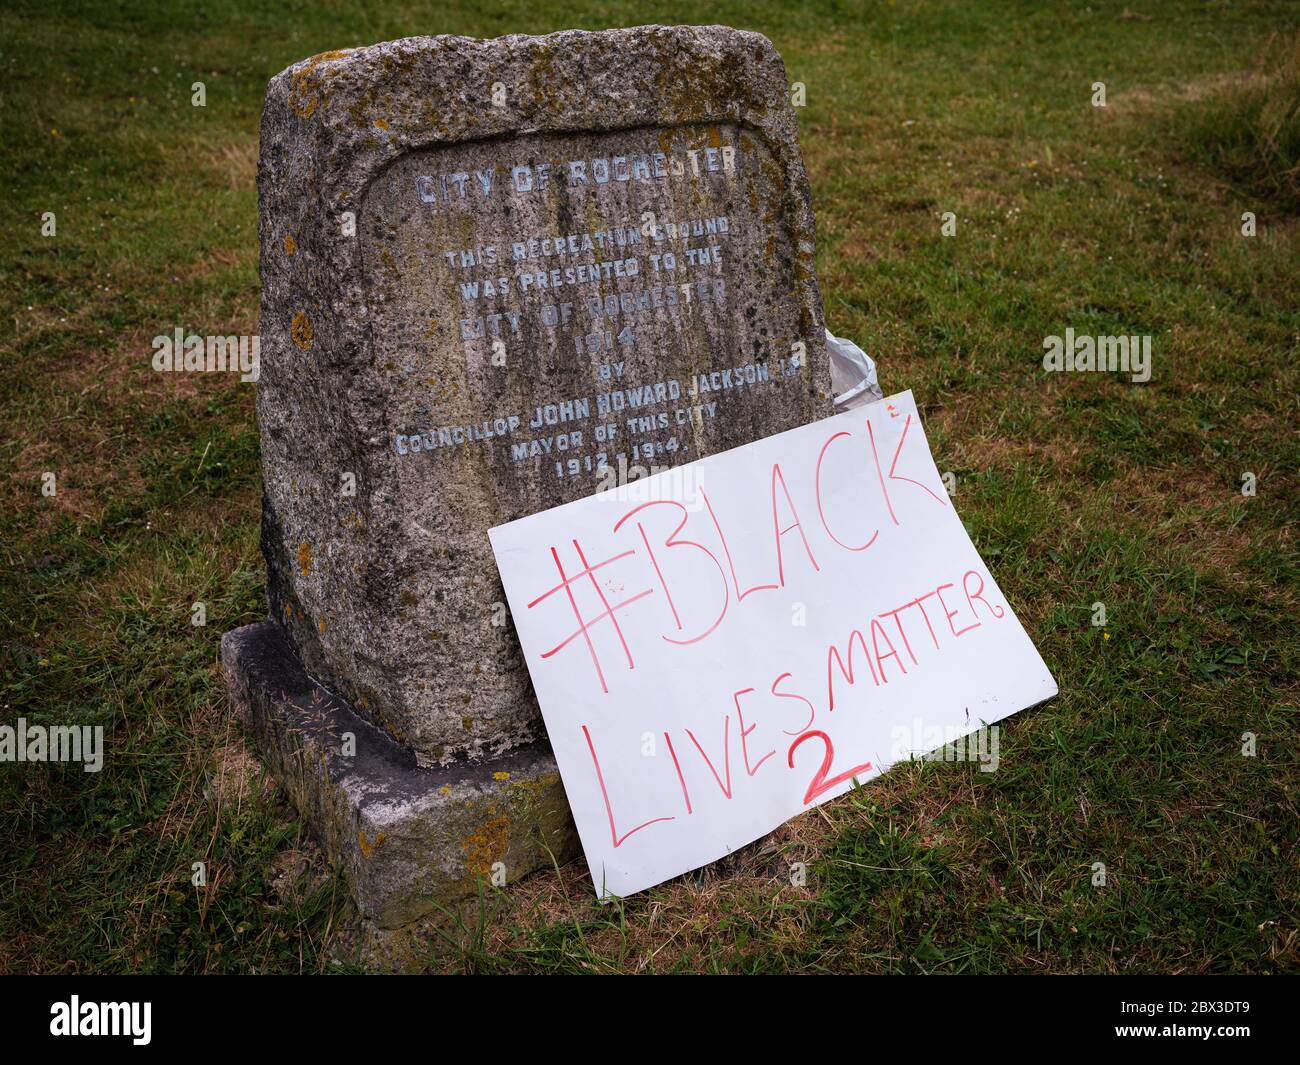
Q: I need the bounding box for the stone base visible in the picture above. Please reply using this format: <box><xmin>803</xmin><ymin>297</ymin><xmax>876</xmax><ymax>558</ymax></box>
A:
<box><xmin>220</xmin><ymin>621</ymin><xmax>580</xmax><ymax>931</ymax></box>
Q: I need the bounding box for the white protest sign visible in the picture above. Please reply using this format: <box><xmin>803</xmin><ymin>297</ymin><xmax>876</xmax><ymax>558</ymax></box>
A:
<box><xmin>489</xmin><ymin>390</ymin><xmax>1057</xmax><ymax>898</ymax></box>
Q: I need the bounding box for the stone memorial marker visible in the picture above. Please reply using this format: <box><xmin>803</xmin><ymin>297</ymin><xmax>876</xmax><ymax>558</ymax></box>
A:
<box><xmin>222</xmin><ymin>24</ymin><xmax>833</xmax><ymax>949</ymax></box>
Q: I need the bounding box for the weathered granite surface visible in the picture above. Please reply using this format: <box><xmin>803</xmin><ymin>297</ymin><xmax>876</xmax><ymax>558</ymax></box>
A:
<box><xmin>221</xmin><ymin>621</ymin><xmax>579</xmax><ymax>928</ymax></box>
<box><xmin>255</xmin><ymin>25</ymin><xmax>833</xmax><ymax>767</ymax></box>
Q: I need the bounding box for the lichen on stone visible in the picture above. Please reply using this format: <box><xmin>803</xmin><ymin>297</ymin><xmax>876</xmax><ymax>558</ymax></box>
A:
<box><xmin>358</xmin><ymin>829</ymin><xmax>387</xmax><ymax>858</ymax></box>
<box><xmin>460</xmin><ymin>815</ymin><xmax>509</xmax><ymax>876</ymax></box>
<box><xmin>290</xmin><ymin>309</ymin><xmax>313</xmax><ymax>349</ymax></box>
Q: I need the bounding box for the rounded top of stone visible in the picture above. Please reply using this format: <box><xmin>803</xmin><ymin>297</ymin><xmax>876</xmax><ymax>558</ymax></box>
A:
<box><xmin>273</xmin><ymin>23</ymin><xmax>778</xmax><ymax>77</ymax></box>
<box><xmin>262</xmin><ymin>23</ymin><xmax>797</xmax><ymax>168</ymax></box>
<box><xmin>267</xmin><ymin>24</ymin><xmax>786</xmax><ymax>116</ymax></box>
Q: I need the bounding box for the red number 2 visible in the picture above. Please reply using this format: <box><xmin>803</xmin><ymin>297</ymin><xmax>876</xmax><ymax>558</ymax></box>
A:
<box><xmin>787</xmin><ymin>730</ymin><xmax>873</xmax><ymax>805</ymax></box>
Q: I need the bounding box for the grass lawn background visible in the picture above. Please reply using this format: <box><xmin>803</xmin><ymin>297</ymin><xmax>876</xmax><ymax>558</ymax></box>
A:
<box><xmin>1</xmin><ymin>0</ymin><xmax>1296</xmax><ymax>973</ymax></box>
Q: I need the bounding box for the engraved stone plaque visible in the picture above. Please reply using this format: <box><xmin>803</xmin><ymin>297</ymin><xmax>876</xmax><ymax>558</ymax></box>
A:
<box><xmin>256</xmin><ymin>26</ymin><xmax>831</xmax><ymax>766</ymax></box>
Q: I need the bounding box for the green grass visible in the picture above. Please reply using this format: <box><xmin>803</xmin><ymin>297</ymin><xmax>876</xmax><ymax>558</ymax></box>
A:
<box><xmin>1163</xmin><ymin>30</ymin><xmax>1300</xmax><ymax>214</ymax></box>
<box><xmin>1</xmin><ymin>0</ymin><xmax>1297</xmax><ymax>973</ymax></box>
